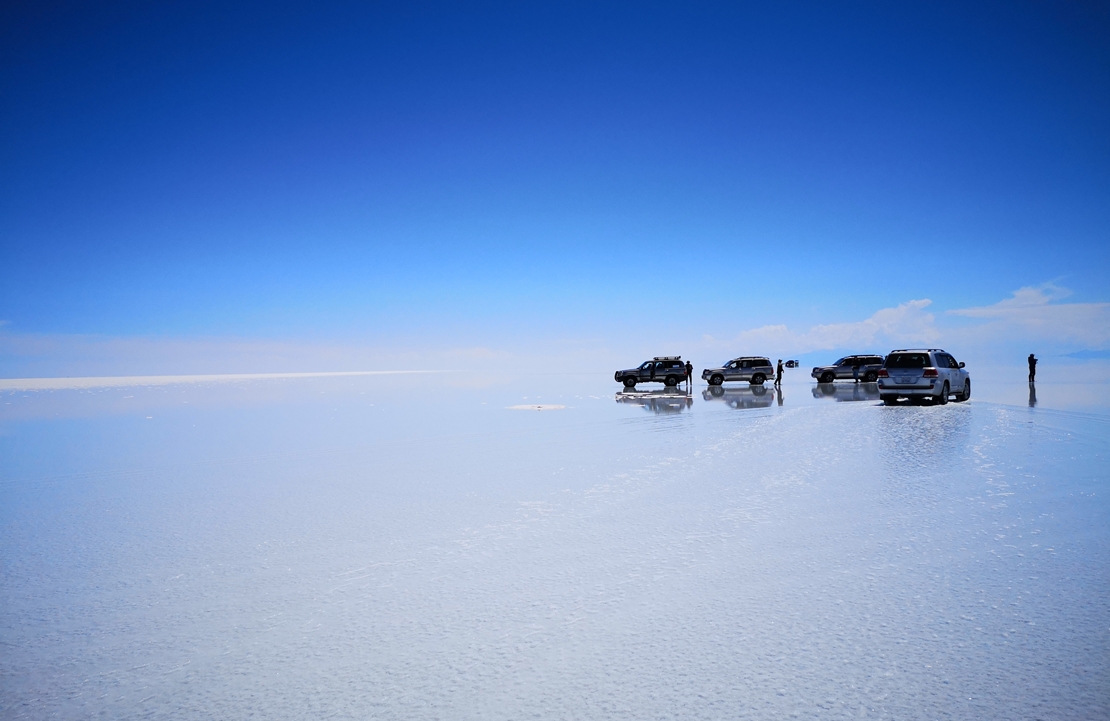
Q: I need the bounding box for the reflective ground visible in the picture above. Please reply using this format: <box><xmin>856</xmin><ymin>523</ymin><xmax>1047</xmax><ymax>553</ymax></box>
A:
<box><xmin>2</xmin><ymin>374</ymin><xmax>1108</xmax><ymax>719</ymax></box>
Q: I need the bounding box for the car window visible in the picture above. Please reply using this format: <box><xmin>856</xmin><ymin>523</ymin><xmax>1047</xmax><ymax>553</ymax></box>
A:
<box><xmin>755</xmin><ymin>359</ymin><xmax>770</xmax><ymax>367</ymax></box>
<box><xmin>740</xmin><ymin>360</ymin><xmax>751</xmax><ymax>369</ymax></box>
<box><xmin>885</xmin><ymin>353</ymin><xmax>932</xmax><ymax>369</ymax></box>
<box><xmin>639</xmin><ymin>362</ymin><xmax>651</xmax><ymax>370</ymax></box>
<box><xmin>935</xmin><ymin>354</ymin><xmax>951</xmax><ymax>368</ymax></box>
<box><xmin>834</xmin><ymin>357</ymin><xmax>847</xmax><ymax>365</ymax></box>
<box><xmin>947</xmin><ymin>355</ymin><xmax>960</xmax><ymax>368</ymax></box>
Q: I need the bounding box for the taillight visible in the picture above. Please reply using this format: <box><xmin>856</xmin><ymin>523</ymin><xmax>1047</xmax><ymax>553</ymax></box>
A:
<box><xmin>878</xmin><ymin>369</ymin><xmax>889</xmax><ymax>377</ymax></box>
<box><xmin>922</xmin><ymin>368</ymin><xmax>939</xmax><ymax>378</ymax></box>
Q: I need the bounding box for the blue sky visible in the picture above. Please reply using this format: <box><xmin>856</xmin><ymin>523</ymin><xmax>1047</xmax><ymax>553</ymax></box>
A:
<box><xmin>1</xmin><ymin>2</ymin><xmax>1108</xmax><ymax>374</ymax></box>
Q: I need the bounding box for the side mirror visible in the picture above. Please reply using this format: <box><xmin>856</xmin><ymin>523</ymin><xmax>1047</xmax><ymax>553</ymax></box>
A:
<box><xmin>958</xmin><ymin>362</ymin><xmax>965</xmax><ymax>368</ymax></box>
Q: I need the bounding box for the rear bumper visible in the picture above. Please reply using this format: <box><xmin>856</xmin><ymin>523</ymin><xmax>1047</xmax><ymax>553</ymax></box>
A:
<box><xmin>877</xmin><ymin>380</ymin><xmax>937</xmax><ymax>396</ymax></box>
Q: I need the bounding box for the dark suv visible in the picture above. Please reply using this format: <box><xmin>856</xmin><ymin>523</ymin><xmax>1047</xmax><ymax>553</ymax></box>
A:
<box><xmin>614</xmin><ymin>356</ymin><xmax>687</xmax><ymax>388</ymax></box>
<box><xmin>811</xmin><ymin>354</ymin><xmax>885</xmax><ymax>383</ymax></box>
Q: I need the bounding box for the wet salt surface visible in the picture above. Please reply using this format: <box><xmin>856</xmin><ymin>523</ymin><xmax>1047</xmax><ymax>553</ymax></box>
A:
<box><xmin>1</xmin><ymin>374</ymin><xmax>1108</xmax><ymax>719</ymax></box>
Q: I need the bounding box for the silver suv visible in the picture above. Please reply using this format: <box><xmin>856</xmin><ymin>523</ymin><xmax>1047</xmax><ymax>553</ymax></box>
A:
<box><xmin>877</xmin><ymin>349</ymin><xmax>971</xmax><ymax>405</ymax></box>
<box><xmin>614</xmin><ymin>356</ymin><xmax>688</xmax><ymax>388</ymax></box>
<box><xmin>811</xmin><ymin>354</ymin><xmax>885</xmax><ymax>383</ymax></box>
<box><xmin>702</xmin><ymin>357</ymin><xmax>774</xmax><ymax>386</ymax></box>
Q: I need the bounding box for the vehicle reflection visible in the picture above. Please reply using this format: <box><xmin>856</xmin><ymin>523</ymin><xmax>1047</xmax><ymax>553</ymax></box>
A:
<box><xmin>701</xmin><ymin>384</ymin><xmax>775</xmax><ymax>409</ymax></box>
<box><xmin>614</xmin><ymin>387</ymin><xmax>693</xmax><ymax>414</ymax></box>
<box><xmin>812</xmin><ymin>382</ymin><xmax>881</xmax><ymax>402</ymax></box>
<box><xmin>876</xmin><ymin>398</ymin><xmax>972</xmax><ymax>506</ymax></box>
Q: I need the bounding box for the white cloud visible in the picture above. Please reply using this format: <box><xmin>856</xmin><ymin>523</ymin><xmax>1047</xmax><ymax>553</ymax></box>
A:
<box><xmin>704</xmin><ymin>299</ymin><xmax>939</xmax><ymax>355</ymax></box>
<box><xmin>949</xmin><ymin>283</ymin><xmax>1110</xmax><ymax>348</ymax></box>
<box><xmin>699</xmin><ymin>284</ymin><xmax>1110</xmax><ymax>363</ymax></box>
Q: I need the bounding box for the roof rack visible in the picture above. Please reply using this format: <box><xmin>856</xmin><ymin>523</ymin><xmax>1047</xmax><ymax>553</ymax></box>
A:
<box><xmin>653</xmin><ymin>356</ymin><xmax>681</xmax><ymax>361</ymax></box>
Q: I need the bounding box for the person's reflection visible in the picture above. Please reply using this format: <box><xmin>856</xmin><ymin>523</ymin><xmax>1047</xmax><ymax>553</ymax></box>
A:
<box><xmin>776</xmin><ymin>386</ymin><xmax>784</xmax><ymax>406</ymax></box>
<box><xmin>1029</xmin><ymin>382</ymin><xmax>1037</xmax><ymax>407</ymax></box>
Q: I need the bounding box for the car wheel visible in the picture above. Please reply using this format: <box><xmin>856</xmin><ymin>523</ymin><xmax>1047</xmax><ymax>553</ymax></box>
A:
<box><xmin>751</xmin><ymin>373</ymin><xmax>766</xmax><ymax>385</ymax></box>
<box><xmin>622</xmin><ymin>377</ymin><xmax>637</xmax><ymax>388</ymax></box>
<box><xmin>709</xmin><ymin>374</ymin><xmax>724</xmax><ymax>386</ymax></box>
<box><xmin>936</xmin><ymin>381</ymin><xmax>949</xmax><ymax>405</ymax></box>
<box><xmin>880</xmin><ymin>394</ymin><xmax>899</xmax><ymax>405</ymax></box>
<box><xmin>864</xmin><ymin>371</ymin><xmax>878</xmax><ymax>383</ymax></box>
<box><xmin>820</xmin><ymin>372</ymin><xmax>835</xmax><ymax>383</ymax></box>
<box><xmin>955</xmin><ymin>379</ymin><xmax>971</xmax><ymax>402</ymax></box>
<box><xmin>664</xmin><ymin>375</ymin><xmax>679</xmax><ymax>387</ymax></box>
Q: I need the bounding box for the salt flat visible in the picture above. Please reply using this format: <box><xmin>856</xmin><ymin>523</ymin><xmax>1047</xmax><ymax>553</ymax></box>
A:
<box><xmin>1</xmin><ymin>374</ymin><xmax>1107</xmax><ymax>719</ymax></box>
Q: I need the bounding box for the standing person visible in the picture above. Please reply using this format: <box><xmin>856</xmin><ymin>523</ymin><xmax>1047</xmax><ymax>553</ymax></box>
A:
<box><xmin>1028</xmin><ymin>354</ymin><xmax>1037</xmax><ymax>382</ymax></box>
<box><xmin>684</xmin><ymin>360</ymin><xmax>694</xmax><ymax>389</ymax></box>
<box><xmin>852</xmin><ymin>362</ymin><xmax>860</xmax><ymax>383</ymax></box>
<box><xmin>775</xmin><ymin>359</ymin><xmax>784</xmax><ymax>386</ymax></box>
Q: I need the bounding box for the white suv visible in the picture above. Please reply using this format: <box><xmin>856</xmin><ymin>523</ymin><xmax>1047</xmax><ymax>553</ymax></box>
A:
<box><xmin>702</xmin><ymin>357</ymin><xmax>774</xmax><ymax>386</ymax></box>
<box><xmin>877</xmin><ymin>349</ymin><xmax>970</xmax><ymax>405</ymax></box>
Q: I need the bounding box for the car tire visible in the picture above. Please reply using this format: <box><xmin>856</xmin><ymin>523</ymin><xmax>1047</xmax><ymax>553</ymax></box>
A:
<box><xmin>709</xmin><ymin>374</ymin><xmax>724</xmax><ymax>386</ymax></box>
<box><xmin>622</xmin><ymin>377</ymin><xmax>637</xmax><ymax>388</ymax></box>
<box><xmin>881</xmin><ymin>394</ymin><xmax>899</xmax><ymax>405</ymax></box>
<box><xmin>820</xmin><ymin>372</ymin><xmax>835</xmax><ymax>383</ymax></box>
<box><xmin>751</xmin><ymin>373</ymin><xmax>766</xmax><ymax>385</ymax></box>
<box><xmin>937</xmin><ymin>381</ymin><xmax>949</xmax><ymax>405</ymax></box>
<box><xmin>864</xmin><ymin>371</ymin><xmax>878</xmax><ymax>383</ymax></box>
<box><xmin>955</xmin><ymin>379</ymin><xmax>971</xmax><ymax>402</ymax></box>
<box><xmin>664</xmin><ymin>375</ymin><xmax>679</xmax><ymax>387</ymax></box>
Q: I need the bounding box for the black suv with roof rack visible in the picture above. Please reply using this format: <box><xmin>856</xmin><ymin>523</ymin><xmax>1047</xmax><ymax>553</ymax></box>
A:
<box><xmin>614</xmin><ymin>356</ymin><xmax>688</xmax><ymax>388</ymax></box>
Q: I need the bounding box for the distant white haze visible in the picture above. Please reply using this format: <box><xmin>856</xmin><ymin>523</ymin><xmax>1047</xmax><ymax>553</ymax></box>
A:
<box><xmin>0</xmin><ymin>370</ymin><xmax>444</xmax><ymax>391</ymax></box>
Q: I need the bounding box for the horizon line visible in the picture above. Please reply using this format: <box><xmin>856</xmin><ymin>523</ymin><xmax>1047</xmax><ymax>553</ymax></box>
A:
<box><xmin>0</xmin><ymin>370</ymin><xmax>447</xmax><ymax>391</ymax></box>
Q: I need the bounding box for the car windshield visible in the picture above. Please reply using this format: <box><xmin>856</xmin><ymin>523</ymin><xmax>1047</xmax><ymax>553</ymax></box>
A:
<box><xmin>885</xmin><ymin>353</ymin><xmax>933</xmax><ymax>369</ymax></box>
<box><xmin>834</xmin><ymin>357</ymin><xmax>847</xmax><ymax>365</ymax></box>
